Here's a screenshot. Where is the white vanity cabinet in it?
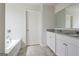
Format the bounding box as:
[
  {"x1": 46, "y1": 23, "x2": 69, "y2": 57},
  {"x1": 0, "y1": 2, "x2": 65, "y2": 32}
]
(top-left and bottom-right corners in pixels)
[
  {"x1": 47, "y1": 31, "x2": 56, "y2": 53},
  {"x1": 56, "y1": 35, "x2": 65, "y2": 56},
  {"x1": 47, "y1": 30, "x2": 79, "y2": 56},
  {"x1": 67, "y1": 42, "x2": 79, "y2": 56},
  {"x1": 56, "y1": 33, "x2": 79, "y2": 56}
]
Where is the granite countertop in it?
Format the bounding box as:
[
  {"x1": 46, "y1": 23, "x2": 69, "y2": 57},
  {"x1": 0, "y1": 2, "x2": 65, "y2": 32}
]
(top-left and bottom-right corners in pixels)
[{"x1": 47, "y1": 28, "x2": 79, "y2": 38}]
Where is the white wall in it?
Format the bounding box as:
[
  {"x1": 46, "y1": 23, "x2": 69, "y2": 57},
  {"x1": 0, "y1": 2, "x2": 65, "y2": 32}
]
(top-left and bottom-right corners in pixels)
[
  {"x1": 41, "y1": 4, "x2": 55, "y2": 46},
  {"x1": 0, "y1": 3, "x2": 5, "y2": 53},
  {"x1": 55, "y1": 3, "x2": 71, "y2": 13},
  {"x1": 5, "y1": 3, "x2": 41, "y2": 48}
]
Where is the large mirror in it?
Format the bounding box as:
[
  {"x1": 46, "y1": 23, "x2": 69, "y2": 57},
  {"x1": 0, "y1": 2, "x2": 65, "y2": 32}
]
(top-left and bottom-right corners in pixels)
[
  {"x1": 55, "y1": 9, "x2": 65, "y2": 28},
  {"x1": 55, "y1": 4, "x2": 79, "y2": 28}
]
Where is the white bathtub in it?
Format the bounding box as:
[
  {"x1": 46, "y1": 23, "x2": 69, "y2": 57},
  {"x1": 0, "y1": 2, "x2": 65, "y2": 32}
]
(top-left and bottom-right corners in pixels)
[{"x1": 5, "y1": 39, "x2": 21, "y2": 56}]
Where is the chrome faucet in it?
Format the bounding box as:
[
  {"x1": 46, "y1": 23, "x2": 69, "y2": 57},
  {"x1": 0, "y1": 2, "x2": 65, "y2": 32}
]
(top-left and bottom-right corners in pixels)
[{"x1": 7, "y1": 35, "x2": 12, "y2": 43}]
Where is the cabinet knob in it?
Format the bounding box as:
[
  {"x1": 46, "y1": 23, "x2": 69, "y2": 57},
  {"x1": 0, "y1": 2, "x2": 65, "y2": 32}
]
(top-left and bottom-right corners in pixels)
[{"x1": 63, "y1": 43, "x2": 68, "y2": 46}]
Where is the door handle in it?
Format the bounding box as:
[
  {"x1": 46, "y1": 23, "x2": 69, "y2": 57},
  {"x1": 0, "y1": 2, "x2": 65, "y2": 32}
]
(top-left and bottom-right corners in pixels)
[{"x1": 63, "y1": 43, "x2": 68, "y2": 46}]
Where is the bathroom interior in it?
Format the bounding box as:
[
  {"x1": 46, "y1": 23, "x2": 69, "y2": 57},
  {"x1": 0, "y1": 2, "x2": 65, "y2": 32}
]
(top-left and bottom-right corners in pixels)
[{"x1": 1, "y1": 3, "x2": 79, "y2": 56}]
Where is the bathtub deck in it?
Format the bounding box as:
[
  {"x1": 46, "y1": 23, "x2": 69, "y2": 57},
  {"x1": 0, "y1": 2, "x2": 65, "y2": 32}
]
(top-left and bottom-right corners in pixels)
[{"x1": 18, "y1": 45, "x2": 55, "y2": 56}]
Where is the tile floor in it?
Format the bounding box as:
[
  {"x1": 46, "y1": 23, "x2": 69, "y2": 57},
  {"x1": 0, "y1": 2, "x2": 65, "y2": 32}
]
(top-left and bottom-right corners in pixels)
[{"x1": 18, "y1": 45, "x2": 56, "y2": 56}]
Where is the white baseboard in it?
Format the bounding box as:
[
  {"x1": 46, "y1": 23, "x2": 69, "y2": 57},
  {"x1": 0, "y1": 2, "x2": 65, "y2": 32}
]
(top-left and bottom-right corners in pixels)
[{"x1": 26, "y1": 44, "x2": 40, "y2": 46}]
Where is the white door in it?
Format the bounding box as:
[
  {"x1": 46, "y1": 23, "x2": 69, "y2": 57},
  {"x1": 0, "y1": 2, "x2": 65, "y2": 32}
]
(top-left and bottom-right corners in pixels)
[
  {"x1": 26, "y1": 10, "x2": 41, "y2": 45},
  {"x1": 65, "y1": 15, "x2": 73, "y2": 28}
]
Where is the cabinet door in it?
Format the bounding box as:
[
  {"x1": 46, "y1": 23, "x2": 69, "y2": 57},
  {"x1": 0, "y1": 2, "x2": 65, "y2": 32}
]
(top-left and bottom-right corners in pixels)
[
  {"x1": 56, "y1": 39, "x2": 65, "y2": 56},
  {"x1": 67, "y1": 43, "x2": 79, "y2": 56},
  {"x1": 47, "y1": 31, "x2": 56, "y2": 53},
  {"x1": 47, "y1": 32, "x2": 51, "y2": 47},
  {"x1": 50, "y1": 32, "x2": 55, "y2": 52},
  {"x1": 56, "y1": 34, "x2": 66, "y2": 56}
]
